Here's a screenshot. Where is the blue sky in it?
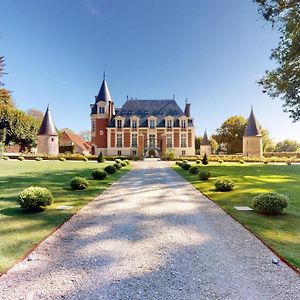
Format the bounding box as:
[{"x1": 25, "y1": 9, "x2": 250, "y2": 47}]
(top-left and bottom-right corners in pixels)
[{"x1": 0, "y1": 0, "x2": 299, "y2": 142}]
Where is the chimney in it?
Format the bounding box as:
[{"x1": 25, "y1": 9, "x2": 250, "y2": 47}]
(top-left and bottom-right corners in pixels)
[{"x1": 184, "y1": 101, "x2": 191, "y2": 117}]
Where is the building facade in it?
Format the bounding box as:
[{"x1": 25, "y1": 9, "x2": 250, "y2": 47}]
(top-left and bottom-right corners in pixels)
[
  {"x1": 60, "y1": 130, "x2": 91, "y2": 155},
  {"x1": 200, "y1": 129, "x2": 211, "y2": 156},
  {"x1": 90, "y1": 78, "x2": 195, "y2": 158}
]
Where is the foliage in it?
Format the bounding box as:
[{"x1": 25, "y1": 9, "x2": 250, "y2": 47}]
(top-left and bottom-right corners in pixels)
[
  {"x1": 124, "y1": 160, "x2": 130, "y2": 165},
  {"x1": 189, "y1": 166, "x2": 199, "y2": 174},
  {"x1": 104, "y1": 165, "x2": 117, "y2": 174},
  {"x1": 91, "y1": 169, "x2": 107, "y2": 180},
  {"x1": 181, "y1": 162, "x2": 191, "y2": 170},
  {"x1": 59, "y1": 157, "x2": 66, "y2": 161},
  {"x1": 18, "y1": 156, "x2": 25, "y2": 161},
  {"x1": 70, "y1": 176, "x2": 89, "y2": 190},
  {"x1": 252, "y1": 192, "x2": 288, "y2": 215},
  {"x1": 97, "y1": 152, "x2": 105, "y2": 163},
  {"x1": 35, "y1": 157, "x2": 43, "y2": 161},
  {"x1": 199, "y1": 171, "x2": 211, "y2": 180},
  {"x1": 210, "y1": 137, "x2": 219, "y2": 154},
  {"x1": 218, "y1": 159, "x2": 224, "y2": 164},
  {"x1": 202, "y1": 153, "x2": 209, "y2": 165},
  {"x1": 18, "y1": 186, "x2": 53, "y2": 212},
  {"x1": 254, "y1": 0, "x2": 300, "y2": 121},
  {"x1": 114, "y1": 162, "x2": 122, "y2": 169},
  {"x1": 26, "y1": 109, "x2": 44, "y2": 121},
  {"x1": 274, "y1": 139, "x2": 300, "y2": 152},
  {"x1": 82, "y1": 156, "x2": 88, "y2": 162},
  {"x1": 79, "y1": 129, "x2": 91, "y2": 142},
  {"x1": 115, "y1": 158, "x2": 122, "y2": 163},
  {"x1": 163, "y1": 149, "x2": 176, "y2": 160},
  {"x1": 239, "y1": 159, "x2": 245, "y2": 164},
  {"x1": 215, "y1": 177, "x2": 234, "y2": 191},
  {"x1": 195, "y1": 136, "x2": 202, "y2": 152},
  {"x1": 121, "y1": 161, "x2": 127, "y2": 166},
  {"x1": 196, "y1": 160, "x2": 201, "y2": 164}
]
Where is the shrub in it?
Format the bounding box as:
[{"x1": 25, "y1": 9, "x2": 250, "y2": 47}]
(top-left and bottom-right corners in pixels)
[
  {"x1": 97, "y1": 152, "x2": 105, "y2": 163},
  {"x1": 218, "y1": 159, "x2": 223, "y2": 164},
  {"x1": 175, "y1": 161, "x2": 182, "y2": 166},
  {"x1": 35, "y1": 157, "x2": 43, "y2": 161},
  {"x1": 239, "y1": 159, "x2": 245, "y2": 164},
  {"x1": 82, "y1": 157, "x2": 88, "y2": 162},
  {"x1": 114, "y1": 162, "x2": 122, "y2": 169},
  {"x1": 199, "y1": 171, "x2": 211, "y2": 180},
  {"x1": 196, "y1": 160, "x2": 201, "y2": 164},
  {"x1": 133, "y1": 156, "x2": 139, "y2": 161},
  {"x1": 91, "y1": 169, "x2": 107, "y2": 180},
  {"x1": 263, "y1": 160, "x2": 269, "y2": 165},
  {"x1": 18, "y1": 156, "x2": 25, "y2": 161},
  {"x1": 104, "y1": 165, "x2": 117, "y2": 174},
  {"x1": 189, "y1": 166, "x2": 199, "y2": 174},
  {"x1": 215, "y1": 177, "x2": 234, "y2": 191},
  {"x1": 1, "y1": 156, "x2": 9, "y2": 160},
  {"x1": 18, "y1": 186, "x2": 53, "y2": 212},
  {"x1": 182, "y1": 160, "x2": 188, "y2": 164},
  {"x1": 115, "y1": 158, "x2": 122, "y2": 163},
  {"x1": 124, "y1": 160, "x2": 130, "y2": 165},
  {"x1": 202, "y1": 153, "x2": 209, "y2": 165},
  {"x1": 181, "y1": 163, "x2": 191, "y2": 170},
  {"x1": 286, "y1": 160, "x2": 292, "y2": 165},
  {"x1": 59, "y1": 157, "x2": 66, "y2": 161},
  {"x1": 252, "y1": 192, "x2": 288, "y2": 215},
  {"x1": 70, "y1": 177, "x2": 89, "y2": 190},
  {"x1": 121, "y1": 161, "x2": 127, "y2": 167}
]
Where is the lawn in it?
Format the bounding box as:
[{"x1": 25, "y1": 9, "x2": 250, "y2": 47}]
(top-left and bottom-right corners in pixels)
[
  {"x1": 174, "y1": 163, "x2": 300, "y2": 271},
  {"x1": 0, "y1": 160, "x2": 131, "y2": 273}
]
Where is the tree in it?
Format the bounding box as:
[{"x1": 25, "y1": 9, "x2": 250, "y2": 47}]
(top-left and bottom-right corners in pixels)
[
  {"x1": 274, "y1": 139, "x2": 300, "y2": 152},
  {"x1": 0, "y1": 56, "x2": 14, "y2": 107},
  {"x1": 195, "y1": 136, "x2": 202, "y2": 154},
  {"x1": 261, "y1": 128, "x2": 273, "y2": 152},
  {"x1": 202, "y1": 153, "x2": 209, "y2": 165},
  {"x1": 0, "y1": 56, "x2": 6, "y2": 87},
  {"x1": 210, "y1": 137, "x2": 219, "y2": 154},
  {"x1": 26, "y1": 109, "x2": 44, "y2": 121},
  {"x1": 213, "y1": 116, "x2": 247, "y2": 154},
  {"x1": 254, "y1": 0, "x2": 300, "y2": 121},
  {"x1": 79, "y1": 129, "x2": 91, "y2": 141}
]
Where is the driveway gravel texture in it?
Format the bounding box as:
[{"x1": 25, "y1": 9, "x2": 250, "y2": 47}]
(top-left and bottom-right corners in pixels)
[{"x1": 0, "y1": 161, "x2": 299, "y2": 300}]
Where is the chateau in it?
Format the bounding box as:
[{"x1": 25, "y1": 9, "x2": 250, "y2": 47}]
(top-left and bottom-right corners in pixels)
[{"x1": 90, "y1": 77, "x2": 196, "y2": 158}]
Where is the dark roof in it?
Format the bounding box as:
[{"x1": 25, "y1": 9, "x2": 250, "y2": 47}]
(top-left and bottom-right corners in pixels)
[
  {"x1": 201, "y1": 130, "x2": 210, "y2": 145},
  {"x1": 38, "y1": 106, "x2": 58, "y2": 136},
  {"x1": 91, "y1": 79, "x2": 113, "y2": 114},
  {"x1": 108, "y1": 99, "x2": 193, "y2": 128},
  {"x1": 244, "y1": 108, "x2": 262, "y2": 137},
  {"x1": 184, "y1": 102, "x2": 191, "y2": 117}
]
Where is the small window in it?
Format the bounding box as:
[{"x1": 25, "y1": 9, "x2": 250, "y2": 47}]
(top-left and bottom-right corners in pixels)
[
  {"x1": 149, "y1": 119, "x2": 155, "y2": 129},
  {"x1": 166, "y1": 133, "x2": 172, "y2": 148},
  {"x1": 99, "y1": 106, "x2": 105, "y2": 114},
  {"x1": 117, "y1": 119, "x2": 122, "y2": 129},
  {"x1": 117, "y1": 134, "x2": 122, "y2": 147},
  {"x1": 166, "y1": 119, "x2": 173, "y2": 128},
  {"x1": 51, "y1": 138, "x2": 54, "y2": 142},
  {"x1": 149, "y1": 134, "x2": 155, "y2": 147},
  {"x1": 132, "y1": 134, "x2": 137, "y2": 147},
  {"x1": 182, "y1": 150, "x2": 186, "y2": 156},
  {"x1": 181, "y1": 133, "x2": 187, "y2": 147},
  {"x1": 133, "y1": 150, "x2": 137, "y2": 156},
  {"x1": 100, "y1": 130, "x2": 103, "y2": 136},
  {"x1": 181, "y1": 119, "x2": 187, "y2": 129},
  {"x1": 117, "y1": 150, "x2": 122, "y2": 156},
  {"x1": 131, "y1": 119, "x2": 137, "y2": 129}
]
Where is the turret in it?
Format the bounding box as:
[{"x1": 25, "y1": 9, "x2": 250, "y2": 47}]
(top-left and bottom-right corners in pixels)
[
  {"x1": 200, "y1": 129, "x2": 211, "y2": 156},
  {"x1": 243, "y1": 107, "x2": 263, "y2": 157},
  {"x1": 37, "y1": 106, "x2": 59, "y2": 155}
]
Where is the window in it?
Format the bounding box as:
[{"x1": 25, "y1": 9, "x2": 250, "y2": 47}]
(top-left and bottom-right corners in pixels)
[
  {"x1": 117, "y1": 150, "x2": 122, "y2": 156},
  {"x1": 133, "y1": 150, "x2": 137, "y2": 156},
  {"x1": 182, "y1": 150, "x2": 186, "y2": 156},
  {"x1": 166, "y1": 119, "x2": 173, "y2": 128},
  {"x1": 149, "y1": 119, "x2": 155, "y2": 129},
  {"x1": 117, "y1": 134, "x2": 122, "y2": 147},
  {"x1": 100, "y1": 130, "x2": 103, "y2": 136},
  {"x1": 181, "y1": 119, "x2": 187, "y2": 129},
  {"x1": 132, "y1": 134, "x2": 137, "y2": 147},
  {"x1": 181, "y1": 133, "x2": 187, "y2": 147},
  {"x1": 117, "y1": 119, "x2": 122, "y2": 129},
  {"x1": 99, "y1": 106, "x2": 105, "y2": 114},
  {"x1": 167, "y1": 133, "x2": 172, "y2": 148},
  {"x1": 149, "y1": 134, "x2": 156, "y2": 147},
  {"x1": 131, "y1": 119, "x2": 137, "y2": 129},
  {"x1": 91, "y1": 120, "x2": 96, "y2": 132},
  {"x1": 51, "y1": 138, "x2": 54, "y2": 142}
]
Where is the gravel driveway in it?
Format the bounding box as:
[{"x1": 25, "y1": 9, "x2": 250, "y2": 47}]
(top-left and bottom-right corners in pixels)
[{"x1": 0, "y1": 161, "x2": 299, "y2": 299}]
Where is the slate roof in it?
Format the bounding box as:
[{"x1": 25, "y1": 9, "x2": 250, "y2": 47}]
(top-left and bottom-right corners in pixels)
[
  {"x1": 201, "y1": 130, "x2": 210, "y2": 145},
  {"x1": 244, "y1": 108, "x2": 262, "y2": 137},
  {"x1": 91, "y1": 79, "x2": 112, "y2": 114},
  {"x1": 38, "y1": 106, "x2": 58, "y2": 136},
  {"x1": 108, "y1": 99, "x2": 193, "y2": 128}
]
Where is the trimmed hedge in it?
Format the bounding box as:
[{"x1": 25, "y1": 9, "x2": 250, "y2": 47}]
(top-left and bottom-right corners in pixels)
[
  {"x1": 215, "y1": 177, "x2": 234, "y2": 191},
  {"x1": 91, "y1": 169, "x2": 107, "y2": 180},
  {"x1": 114, "y1": 162, "x2": 122, "y2": 169},
  {"x1": 252, "y1": 192, "x2": 288, "y2": 215},
  {"x1": 18, "y1": 186, "x2": 53, "y2": 212},
  {"x1": 104, "y1": 165, "x2": 117, "y2": 174},
  {"x1": 181, "y1": 163, "x2": 191, "y2": 170},
  {"x1": 189, "y1": 166, "x2": 199, "y2": 174},
  {"x1": 70, "y1": 177, "x2": 89, "y2": 190},
  {"x1": 35, "y1": 157, "x2": 43, "y2": 161},
  {"x1": 199, "y1": 171, "x2": 211, "y2": 180},
  {"x1": 18, "y1": 156, "x2": 25, "y2": 161}
]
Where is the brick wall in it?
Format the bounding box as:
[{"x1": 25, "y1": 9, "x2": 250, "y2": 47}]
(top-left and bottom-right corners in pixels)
[
  {"x1": 110, "y1": 129, "x2": 116, "y2": 147},
  {"x1": 124, "y1": 130, "x2": 130, "y2": 147},
  {"x1": 174, "y1": 130, "x2": 180, "y2": 147}
]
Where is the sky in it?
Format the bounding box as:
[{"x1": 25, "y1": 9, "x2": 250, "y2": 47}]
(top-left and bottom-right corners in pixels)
[{"x1": 0, "y1": 0, "x2": 299, "y2": 142}]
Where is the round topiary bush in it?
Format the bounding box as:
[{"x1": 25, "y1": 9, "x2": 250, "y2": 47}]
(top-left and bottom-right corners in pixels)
[
  {"x1": 121, "y1": 161, "x2": 127, "y2": 167},
  {"x1": 199, "y1": 171, "x2": 211, "y2": 180},
  {"x1": 286, "y1": 161, "x2": 292, "y2": 165},
  {"x1": 181, "y1": 163, "x2": 191, "y2": 170},
  {"x1": 218, "y1": 159, "x2": 223, "y2": 164},
  {"x1": 35, "y1": 157, "x2": 43, "y2": 161},
  {"x1": 263, "y1": 161, "x2": 269, "y2": 165},
  {"x1": 175, "y1": 161, "x2": 181, "y2": 166},
  {"x1": 104, "y1": 165, "x2": 117, "y2": 174},
  {"x1": 70, "y1": 177, "x2": 89, "y2": 190},
  {"x1": 189, "y1": 166, "x2": 199, "y2": 174},
  {"x1": 239, "y1": 159, "x2": 245, "y2": 164},
  {"x1": 82, "y1": 157, "x2": 88, "y2": 162},
  {"x1": 124, "y1": 160, "x2": 130, "y2": 165},
  {"x1": 114, "y1": 162, "x2": 122, "y2": 169},
  {"x1": 115, "y1": 158, "x2": 122, "y2": 163},
  {"x1": 252, "y1": 192, "x2": 288, "y2": 215},
  {"x1": 18, "y1": 156, "x2": 25, "y2": 161},
  {"x1": 215, "y1": 177, "x2": 234, "y2": 191},
  {"x1": 91, "y1": 169, "x2": 107, "y2": 180},
  {"x1": 196, "y1": 160, "x2": 201, "y2": 164},
  {"x1": 18, "y1": 186, "x2": 53, "y2": 212},
  {"x1": 182, "y1": 160, "x2": 188, "y2": 164},
  {"x1": 2, "y1": 156, "x2": 9, "y2": 160},
  {"x1": 59, "y1": 157, "x2": 66, "y2": 161}
]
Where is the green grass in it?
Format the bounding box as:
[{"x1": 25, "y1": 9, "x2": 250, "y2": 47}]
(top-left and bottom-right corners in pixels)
[
  {"x1": 0, "y1": 160, "x2": 130, "y2": 273},
  {"x1": 174, "y1": 162, "x2": 300, "y2": 271}
]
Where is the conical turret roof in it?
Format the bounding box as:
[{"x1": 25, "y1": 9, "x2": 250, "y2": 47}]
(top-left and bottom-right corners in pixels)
[
  {"x1": 96, "y1": 78, "x2": 112, "y2": 103},
  {"x1": 38, "y1": 106, "x2": 58, "y2": 136},
  {"x1": 201, "y1": 130, "x2": 210, "y2": 145},
  {"x1": 244, "y1": 108, "x2": 262, "y2": 137}
]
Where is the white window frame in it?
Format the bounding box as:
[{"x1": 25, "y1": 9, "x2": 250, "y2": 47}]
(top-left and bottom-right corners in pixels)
[
  {"x1": 181, "y1": 133, "x2": 187, "y2": 147},
  {"x1": 131, "y1": 119, "x2": 137, "y2": 129},
  {"x1": 132, "y1": 133, "x2": 137, "y2": 147},
  {"x1": 149, "y1": 134, "x2": 156, "y2": 147},
  {"x1": 166, "y1": 119, "x2": 173, "y2": 128},
  {"x1": 167, "y1": 133, "x2": 172, "y2": 148},
  {"x1": 117, "y1": 133, "x2": 122, "y2": 147},
  {"x1": 181, "y1": 119, "x2": 187, "y2": 129},
  {"x1": 99, "y1": 106, "x2": 105, "y2": 114},
  {"x1": 117, "y1": 119, "x2": 122, "y2": 129},
  {"x1": 149, "y1": 119, "x2": 156, "y2": 129}
]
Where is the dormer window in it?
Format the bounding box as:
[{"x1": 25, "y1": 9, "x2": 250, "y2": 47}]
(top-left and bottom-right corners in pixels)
[
  {"x1": 149, "y1": 119, "x2": 155, "y2": 129},
  {"x1": 181, "y1": 119, "x2": 187, "y2": 129},
  {"x1": 117, "y1": 119, "x2": 122, "y2": 129},
  {"x1": 132, "y1": 119, "x2": 137, "y2": 129},
  {"x1": 99, "y1": 106, "x2": 105, "y2": 114},
  {"x1": 166, "y1": 119, "x2": 173, "y2": 128}
]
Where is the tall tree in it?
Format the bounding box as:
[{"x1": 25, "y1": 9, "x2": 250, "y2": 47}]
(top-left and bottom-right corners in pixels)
[
  {"x1": 26, "y1": 109, "x2": 44, "y2": 121},
  {"x1": 79, "y1": 129, "x2": 91, "y2": 141},
  {"x1": 254, "y1": 0, "x2": 300, "y2": 121},
  {"x1": 274, "y1": 139, "x2": 300, "y2": 152}
]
